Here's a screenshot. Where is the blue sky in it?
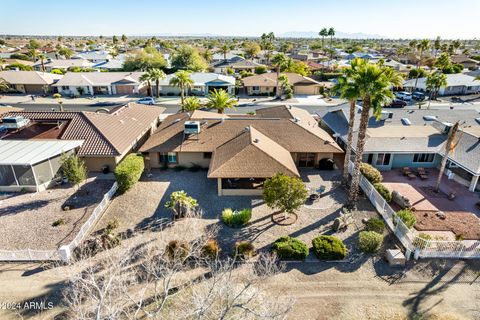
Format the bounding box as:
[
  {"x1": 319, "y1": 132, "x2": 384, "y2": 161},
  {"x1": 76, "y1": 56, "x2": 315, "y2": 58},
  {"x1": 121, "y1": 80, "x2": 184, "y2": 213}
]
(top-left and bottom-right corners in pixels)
[{"x1": 1, "y1": 0, "x2": 478, "y2": 38}]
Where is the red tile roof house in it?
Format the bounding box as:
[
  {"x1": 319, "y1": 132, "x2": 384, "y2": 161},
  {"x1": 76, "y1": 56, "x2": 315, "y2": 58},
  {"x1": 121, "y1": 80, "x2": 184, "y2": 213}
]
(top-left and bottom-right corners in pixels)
[
  {"x1": 140, "y1": 105, "x2": 343, "y2": 196},
  {"x1": 1, "y1": 103, "x2": 164, "y2": 178}
]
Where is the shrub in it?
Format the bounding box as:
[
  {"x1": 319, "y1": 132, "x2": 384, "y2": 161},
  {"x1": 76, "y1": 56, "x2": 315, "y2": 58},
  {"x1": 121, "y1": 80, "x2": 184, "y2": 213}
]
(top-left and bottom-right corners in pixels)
[
  {"x1": 254, "y1": 66, "x2": 268, "y2": 74},
  {"x1": 221, "y1": 208, "x2": 252, "y2": 227},
  {"x1": 358, "y1": 231, "x2": 384, "y2": 253},
  {"x1": 373, "y1": 183, "x2": 392, "y2": 202},
  {"x1": 166, "y1": 240, "x2": 190, "y2": 260},
  {"x1": 165, "y1": 191, "x2": 198, "y2": 219},
  {"x1": 114, "y1": 154, "x2": 144, "y2": 194},
  {"x1": 360, "y1": 163, "x2": 383, "y2": 183},
  {"x1": 234, "y1": 241, "x2": 255, "y2": 260},
  {"x1": 105, "y1": 219, "x2": 119, "y2": 233},
  {"x1": 365, "y1": 217, "x2": 385, "y2": 234},
  {"x1": 202, "y1": 239, "x2": 220, "y2": 258},
  {"x1": 312, "y1": 235, "x2": 346, "y2": 260},
  {"x1": 52, "y1": 218, "x2": 66, "y2": 227},
  {"x1": 272, "y1": 236, "x2": 309, "y2": 260},
  {"x1": 396, "y1": 209, "x2": 416, "y2": 228},
  {"x1": 61, "y1": 153, "x2": 87, "y2": 188}
]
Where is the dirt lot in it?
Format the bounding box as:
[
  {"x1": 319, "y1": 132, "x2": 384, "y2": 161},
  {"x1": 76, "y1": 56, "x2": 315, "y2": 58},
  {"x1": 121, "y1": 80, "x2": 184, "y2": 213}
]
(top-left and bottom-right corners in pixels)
[{"x1": 0, "y1": 179, "x2": 113, "y2": 250}]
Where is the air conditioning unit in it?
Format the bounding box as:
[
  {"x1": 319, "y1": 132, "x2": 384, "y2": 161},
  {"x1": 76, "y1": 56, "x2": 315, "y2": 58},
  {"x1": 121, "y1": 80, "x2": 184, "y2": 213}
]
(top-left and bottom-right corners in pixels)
[
  {"x1": 1, "y1": 116, "x2": 30, "y2": 129},
  {"x1": 184, "y1": 121, "x2": 200, "y2": 135},
  {"x1": 380, "y1": 111, "x2": 393, "y2": 121}
]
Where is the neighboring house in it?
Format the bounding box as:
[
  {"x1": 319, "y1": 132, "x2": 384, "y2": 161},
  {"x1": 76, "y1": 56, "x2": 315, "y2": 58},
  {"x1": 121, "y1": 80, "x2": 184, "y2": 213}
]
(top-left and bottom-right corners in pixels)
[
  {"x1": 242, "y1": 72, "x2": 324, "y2": 96},
  {"x1": 211, "y1": 57, "x2": 265, "y2": 75},
  {"x1": 0, "y1": 70, "x2": 62, "y2": 94},
  {"x1": 157, "y1": 72, "x2": 235, "y2": 96},
  {"x1": 377, "y1": 59, "x2": 409, "y2": 72},
  {"x1": 451, "y1": 54, "x2": 479, "y2": 70},
  {"x1": 53, "y1": 72, "x2": 147, "y2": 96},
  {"x1": 211, "y1": 53, "x2": 243, "y2": 63},
  {"x1": 140, "y1": 105, "x2": 343, "y2": 196},
  {"x1": 0, "y1": 59, "x2": 35, "y2": 70},
  {"x1": 0, "y1": 103, "x2": 164, "y2": 173},
  {"x1": 93, "y1": 59, "x2": 125, "y2": 71},
  {"x1": 33, "y1": 59, "x2": 94, "y2": 72},
  {"x1": 403, "y1": 74, "x2": 480, "y2": 96},
  {"x1": 72, "y1": 51, "x2": 112, "y2": 63},
  {"x1": 318, "y1": 105, "x2": 480, "y2": 192}
]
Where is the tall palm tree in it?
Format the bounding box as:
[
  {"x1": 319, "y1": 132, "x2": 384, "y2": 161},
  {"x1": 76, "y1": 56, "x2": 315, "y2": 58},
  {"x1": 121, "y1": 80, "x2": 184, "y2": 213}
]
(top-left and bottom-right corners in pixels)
[
  {"x1": 328, "y1": 27, "x2": 335, "y2": 54},
  {"x1": 319, "y1": 28, "x2": 328, "y2": 52},
  {"x1": 37, "y1": 53, "x2": 47, "y2": 72},
  {"x1": 169, "y1": 70, "x2": 194, "y2": 111},
  {"x1": 148, "y1": 68, "x2": 166, "y2": 98},
  {"x1": 206, "y1": 89, "x2": 237, "y2": 114},
  {"x1": 183, "y1": 96, "x2": 202, "y2": 111},
  {"x1": 332, "y1": 59, "x2": 362, "y2": 185},
  {"x1": 121, "y1": 34, "x2": 128, "y2": 52},
  {"x1": 139, "y1": 72, "x2": 154, "y2": 97},
  {"x1": 435, "y1": 122, "x2": 463, "y2": 193},
  {"x1": 413, "y1": 39, "x2": 431, "y2": 90},
  {"x1": 426, "y1": 72, "x2": 447, "y2": 108},
  {"x1": 347, "y1": 59, "x2": 403, "y2": 208},
  {"x1": 219, "y1": 44, "x2": 230, "y2": 61},
  {"x1": 271, "y1": 53, "x2": 289, "y2": 98}
]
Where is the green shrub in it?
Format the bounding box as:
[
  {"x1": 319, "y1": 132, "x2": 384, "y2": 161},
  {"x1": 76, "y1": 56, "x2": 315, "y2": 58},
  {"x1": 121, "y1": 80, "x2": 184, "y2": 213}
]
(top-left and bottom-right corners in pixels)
[
  {"x1": 202, "y1": 239, "x2": 220, "y2": 258},
  {"x1": 52, "y1": 218, "x2": 66, "y2": 227},
  {"x1": 373, "y1": 183, "x2": 392, "y2": 202},
  {"x1": 105, "y1": 219, "x2": 119, "y2": 233},
  {"x1": 166, "y1": 240, "x2": 190, "y2": 260},
  {"x1": 234, "y1": 241, "x2": 255, "y2": 260},
  {"x1": 61, "y1": 153, "x2": 87, "y2": 187},
  {"x1": 360, "y1": 163, "x2": 383, "y2": 183},
  {"x1": 365, "y1": 217, "x2": 385, "y2": 234},
  {"x1": 114, "y1": 154, "x2": 144, "y2": 194},
  {"x1": 272, "y1": 236, "x2": 309, "y2": 260},
  {"x1": 358, "y1": 231, "x2": 384, "y2": 253},
  {"x1": 221, "y1": 208, "x2": 252, "y2": 227},
  {"x1": 396, "y1": 209, "x2": 416, "y2": 228},
  {"x1": 312, "y1": 235, "x2": 346, "y2": 260}
]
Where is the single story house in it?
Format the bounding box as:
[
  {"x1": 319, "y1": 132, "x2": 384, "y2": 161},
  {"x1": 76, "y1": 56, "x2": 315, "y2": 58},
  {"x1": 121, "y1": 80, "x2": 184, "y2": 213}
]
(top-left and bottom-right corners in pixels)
[
  {"x1": 53, "y1": 72, "x2": 147, "y2": 96},
  {"x1": 451, "y1": 54, "x2": 479, "y2": 70},
  {"x1": 1, "y1": 103, "x2": 164, "y2": 172},
  {"x1": 242, "y1": 73, "x2": 324, "y2": 96},
  {"x1": 211, "y1": 57, "x2": 265, "y2": 75},
  {"x1": 0, "y1": 70, "x2": 62, "y2": 94},
  {"x1": 93, "y1": 59, "x2": 125, "y2": 71},
  {"x1": 157, "y1": 73, "x2": 235, "y2": 96},
  {"x1": 72, "y1": 51, "x2": 112, "y2": 63},
  {"x1": 403, "y1": 74, "x2": 480, "y2": 96},
  {"x1": 33, "y1": 59, "x2": 94, "y2": 72},
  {"x1": 318, "y1": 105, "x2": 480, "y2": 192},
  {"x1": 140, "y1": 105, "x2": 343, "y2": 196},
  {"x1": 0, "y1": 59, "x2": 35, "y2": 70}
]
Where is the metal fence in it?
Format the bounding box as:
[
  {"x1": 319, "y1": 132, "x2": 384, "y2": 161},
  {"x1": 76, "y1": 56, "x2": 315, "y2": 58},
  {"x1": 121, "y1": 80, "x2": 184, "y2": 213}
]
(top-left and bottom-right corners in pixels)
[
  {"x1": 348, "y1": 161, "x2": 480, "y2": 259},
  {"x1": 0, "y1": 182, "x2": 117, "y2": 262}
]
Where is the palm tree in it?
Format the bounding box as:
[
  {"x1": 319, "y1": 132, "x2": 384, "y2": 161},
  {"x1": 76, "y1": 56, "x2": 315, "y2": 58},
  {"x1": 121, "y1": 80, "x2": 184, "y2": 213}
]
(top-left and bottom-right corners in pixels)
[
  {"x1": 319, "y1": 28, "x2": 328, "y2": 52},
  {"x1": 332, "y1": 59, "x2": 362, "y2": 185},
  {"x1": 169, "y1": 70, "x2": 194, "y2": 111},
  {"x1": 435, "y1": 122, "x2": 463, "y2": 193},
  {"x1": 183, "y1": 96, "x2": 202, "y2": 111},
  {"x1": 220, "y1": 43, "x2": 230, "y2": 61},
  {"x1": 139, "y1": 73, "x2": 154, "y2": 97},
  {"x1": 37, "y1": 53, "x2": 47, "y2": 72},
  {"x1": 426, "y1": 72, "x2": 447, "y2": 108},
  {"x1": 149, "y1": 68, "x2": 166, "y2": 98},
  {"x1": 413, "y1": 39, "x2": 431, "y2": 90},
  {"x1": 206, "y1": 89, "x2": 237, "y2": 114},
  {"x1": 0, "y1": 78, "x2": 9, "y2": 91},
  {"x1": 328, "y1": 27, "x2": 335, "y2": 55},
  {"x1": 271, "y1": 53, "x2": 289, "y2": 98},
  {"x1": 347, "y1": 59, "x2": 403, "y2": 208},
  {"x1": 121, "y1": 34, "x2": 128, "y2": 52}
]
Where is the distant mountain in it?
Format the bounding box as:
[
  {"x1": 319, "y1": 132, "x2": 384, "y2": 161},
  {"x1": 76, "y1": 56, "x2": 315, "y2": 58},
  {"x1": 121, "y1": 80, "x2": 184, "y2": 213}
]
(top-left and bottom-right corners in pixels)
[{"x1": 278, "y1": 31, "x2": 388, "y2": 39}]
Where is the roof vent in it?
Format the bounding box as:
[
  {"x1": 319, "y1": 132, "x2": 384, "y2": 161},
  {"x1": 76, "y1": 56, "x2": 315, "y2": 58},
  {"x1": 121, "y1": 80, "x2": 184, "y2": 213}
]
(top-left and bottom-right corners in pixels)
[
  {"x1": 244, "y1": 126, "x2": 250, "y2": 132},
  {"x1": 294, "y1": 117, "x2": 300, "y2": 122},
  {"x1": 475, "y1": 118, "x2": 480, "y2": 125},
  {"x1": 253, "y1": 138, "x2": 260, "y2": 143},
  {"x1": 401, "y1": 118, "x2": 411, "y2": 126},
  {"x1": 1, "y1": 116, "x2": 30, "y2": 129}
]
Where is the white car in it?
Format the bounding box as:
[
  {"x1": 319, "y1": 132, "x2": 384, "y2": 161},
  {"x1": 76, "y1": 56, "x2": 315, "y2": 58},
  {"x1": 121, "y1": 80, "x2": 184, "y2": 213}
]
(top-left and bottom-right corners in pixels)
[
  {"x1": 137, "y1": 97, "x2": 156, "y2": 105},
  {"x1": 395, "y1": 91, "x2": 412, "y2": 101}
]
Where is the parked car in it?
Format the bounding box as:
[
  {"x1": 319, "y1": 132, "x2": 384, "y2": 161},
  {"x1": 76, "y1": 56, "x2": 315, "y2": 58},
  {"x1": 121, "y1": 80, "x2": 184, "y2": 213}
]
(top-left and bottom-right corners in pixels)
[
  {"x1": 137, "y1": 97, "x2": 156, "y2": 105},
  {"x1": 385, "y1": 99, "x2": 407, "y2": 108},
  {"x1": 395, "y1": 91, "x2": 413, "y2": 101},
  {"x1": 412, "y1": 92, "x2": 426, "y2": 101}
]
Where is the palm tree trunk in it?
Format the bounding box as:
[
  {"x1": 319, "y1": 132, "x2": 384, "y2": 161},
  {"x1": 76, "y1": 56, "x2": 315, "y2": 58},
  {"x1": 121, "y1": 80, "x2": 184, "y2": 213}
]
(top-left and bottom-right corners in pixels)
[
  {"x1": 342, "y1": 100, "x2": 356, "y2": 185},
  {"x1": 413, "y1": 50, "x2": 423, "y2": 90},
  {"x1": 155, "y1": 79, "x2": 160, "y2": 98},
  {"x1": 347, "y1": 98, "x2": 371, "y2": 208},
  {"x1": 180, "y1": 86, "x2": 185, "y2": 112},
  {"x1": 276, "y1": 67, "x2": 281, "y2": 98},
  {"x1": 147, "y1": 81, "x2": 152, "y2": 97},
  {"x1": 435, "y1": 123, "x2": 459, "y2": 192}
]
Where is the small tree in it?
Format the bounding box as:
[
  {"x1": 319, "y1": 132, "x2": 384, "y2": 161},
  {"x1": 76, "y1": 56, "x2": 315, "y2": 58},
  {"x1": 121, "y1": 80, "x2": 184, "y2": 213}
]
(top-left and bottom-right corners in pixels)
[
  {"x1": 61, "y1": 153, "x2": 87, "y2": 190},
  {"x1": 53, "y1": 93, "x2": 64, "y2": 111},
  {"x1": 114, "y1": 154, "x2": 144, "y2": 194},
  {"x1": 263, "y1": 173, "x2": 308, "y2": 219},
  {"x1": 165, "y1": 190, "x2": 199, "y2": 219}
]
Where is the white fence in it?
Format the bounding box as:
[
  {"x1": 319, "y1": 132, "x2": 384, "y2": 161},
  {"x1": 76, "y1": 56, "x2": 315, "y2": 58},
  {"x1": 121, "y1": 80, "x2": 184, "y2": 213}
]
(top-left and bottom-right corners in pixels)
[
  {"x1": 348, "y1": 161, "x2": 480, "y2": 259},
  {"x1": 0, "y1": 182, "x2": 118, "y2": 262}
]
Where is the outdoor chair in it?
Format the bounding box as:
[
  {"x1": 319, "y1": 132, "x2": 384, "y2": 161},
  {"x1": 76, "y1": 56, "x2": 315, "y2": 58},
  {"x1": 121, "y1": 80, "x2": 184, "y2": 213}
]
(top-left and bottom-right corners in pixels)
[{"x1": 407, "y1": 173, "x2": 416, "y2": 180}]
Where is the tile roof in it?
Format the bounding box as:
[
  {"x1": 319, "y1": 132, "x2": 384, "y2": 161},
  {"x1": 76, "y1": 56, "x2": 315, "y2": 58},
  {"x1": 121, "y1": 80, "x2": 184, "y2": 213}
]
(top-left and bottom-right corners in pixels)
[
  {"x1": 208, "y1": 126, "x2": 299, "y2": 178},
  {"x1": 53, "y1": 72, "x2": 145, "y2": 87},
  {"x1": 38, "y1": 59, "x2": 94, "y2": 69},
  {"x1": 157, "y1": 72, "x2": 235, "y2": 86},
  {"x1": 2, "y1": 103, "x2": 164, "y2": 157},
  {"x1": 241, "y1": 73, "x2": 321, "y2": 87},
  {"x1": 0, "y1": 71, "x2": 62, "y2": 85}
]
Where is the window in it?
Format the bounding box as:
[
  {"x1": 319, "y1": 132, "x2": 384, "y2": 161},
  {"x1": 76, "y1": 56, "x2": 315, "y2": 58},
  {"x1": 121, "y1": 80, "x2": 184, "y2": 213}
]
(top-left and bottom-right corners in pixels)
[
  {"x1": 367, "y1": 154, "x2": 374, "y2": 164},
  {"x1": 376, "y1": 153, "x2": 391, "y2": 166},
  {"x1": 203, "y1": 152, "x2": 212, "y2": 159},
  {"x1": 159, "y1": 152, "x2": 177, "y2": 164},
  {"x1": 413, "y1": 153, "x2": 434, "y2": 163},
  {"x1": 61, "y1": 86, "x2": 69, "y2": 91},
  {"x1": 252, "y1": 86, "x2": 260, "y2": 91}
]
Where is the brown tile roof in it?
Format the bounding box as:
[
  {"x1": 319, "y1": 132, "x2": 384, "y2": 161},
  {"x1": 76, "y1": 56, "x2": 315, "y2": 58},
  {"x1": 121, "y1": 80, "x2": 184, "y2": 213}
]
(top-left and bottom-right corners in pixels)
[
  {"x1": 2, "y1": 103, "x2": 164, "y2": 157},
  {"x1": 140, "y1": 106, "x2": 342, "y2": 154},
  {"x1": 241, "y1": 72, "x2": 321, "y2": 87},
  {"x1": 208, "y1": 126, "x2": 299, "y2": 178}
]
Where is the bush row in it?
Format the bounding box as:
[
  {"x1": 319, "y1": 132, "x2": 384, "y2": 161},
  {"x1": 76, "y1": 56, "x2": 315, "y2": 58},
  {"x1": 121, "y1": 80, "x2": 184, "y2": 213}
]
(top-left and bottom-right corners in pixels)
[{"x1": 271, "y1": 235, "x2": 347, "y2": 261}]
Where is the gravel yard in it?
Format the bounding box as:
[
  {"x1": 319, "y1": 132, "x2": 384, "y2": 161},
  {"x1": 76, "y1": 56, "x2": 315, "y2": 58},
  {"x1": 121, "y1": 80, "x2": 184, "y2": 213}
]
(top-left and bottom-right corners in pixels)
[{"x1": 0, "y1": 178, "x2": 113, "y2": 250}]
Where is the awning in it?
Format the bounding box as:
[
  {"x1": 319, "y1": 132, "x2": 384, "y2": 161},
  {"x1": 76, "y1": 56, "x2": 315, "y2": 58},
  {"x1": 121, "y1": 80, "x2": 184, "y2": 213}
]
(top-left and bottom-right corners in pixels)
[{"x1": 0, "y1": 140, "x2": 84, "y2": 165}]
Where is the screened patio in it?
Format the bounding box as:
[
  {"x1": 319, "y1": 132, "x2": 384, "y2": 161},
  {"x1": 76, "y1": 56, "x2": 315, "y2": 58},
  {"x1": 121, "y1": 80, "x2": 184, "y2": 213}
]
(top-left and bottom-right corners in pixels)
[{"x1": 0, "y1": 140, "x2": 83, "y2": 192}]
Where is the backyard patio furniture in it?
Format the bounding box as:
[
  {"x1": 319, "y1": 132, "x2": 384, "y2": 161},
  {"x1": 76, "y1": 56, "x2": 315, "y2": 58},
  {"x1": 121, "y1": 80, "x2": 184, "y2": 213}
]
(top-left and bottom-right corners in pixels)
[
  {"x1": 407, "y1": 173, "x2": 417, "y2": 180},
  {"x1": 309, "y1": 193, "x2": 320, "y2": 202},
  {"x1": 419, "y1": 174, "x2": 428, "y2": 180}
]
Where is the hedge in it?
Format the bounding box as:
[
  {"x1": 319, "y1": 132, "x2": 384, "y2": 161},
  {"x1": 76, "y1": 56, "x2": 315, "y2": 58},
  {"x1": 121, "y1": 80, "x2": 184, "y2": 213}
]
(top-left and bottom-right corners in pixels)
[
  {"x1": 272, "y1": 236, "x2": 309, "y2": 260},
  {"x1": 114, "y1": 154, "x2": 145, "y2": 194},
  {"x1": 312, "y1": 235, "x2": 346, "y2": 260},
  {"x1": 396, "y1": 209, "x2": 416, "y2": 228},
  {"x1": 365, "y1": 217, "x2": 385, "y2": 234},
  {"x1": 373, "y1": 183, "x2": 392, "y2": 202},
  {"x1": 358, "y1": 231, "x2": 384, "y2": 253},
  {"x1": 360, "y1": 163, "x2": 383, "y2": 184}
]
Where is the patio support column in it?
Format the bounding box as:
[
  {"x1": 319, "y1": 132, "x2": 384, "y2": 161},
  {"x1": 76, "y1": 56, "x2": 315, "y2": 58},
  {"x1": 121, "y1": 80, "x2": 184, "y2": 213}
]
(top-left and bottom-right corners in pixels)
[
  {"x1": 217, "y1": 178, "x2": 222, "y2": 196},
  {"x1": 469, "y1": 175, "x2": 479, "y2": 192}
]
